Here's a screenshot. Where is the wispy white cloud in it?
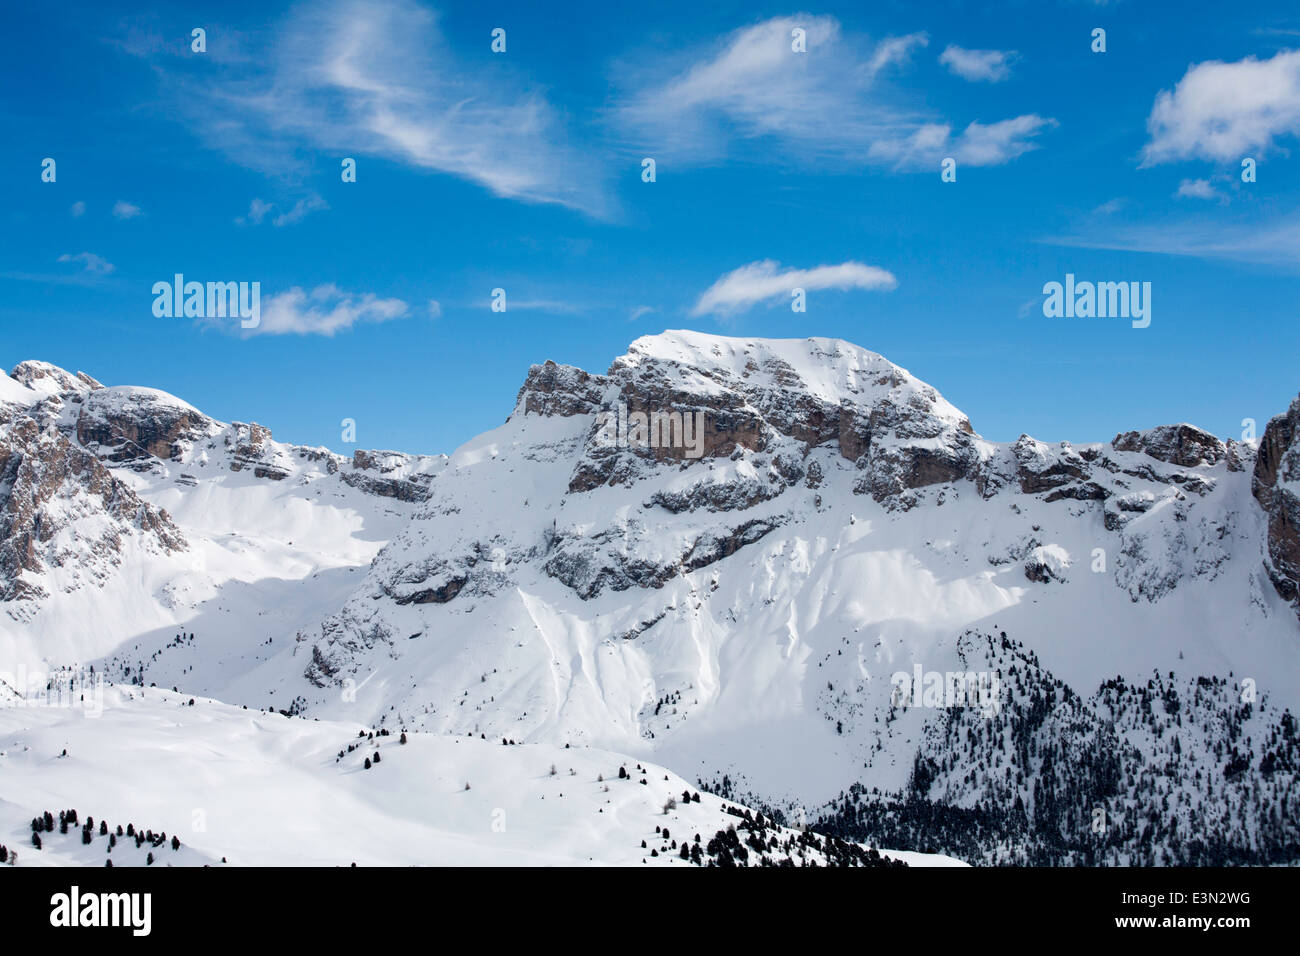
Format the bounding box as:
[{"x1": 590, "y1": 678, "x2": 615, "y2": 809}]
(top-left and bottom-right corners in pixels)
[
  {"x1": 691, "y1": 259, "x2": 897, "y2": 317},
  {"x1": 234, "y1": 195, "x2": 328, "y2": 226},
  {"x1": 112, "y1": 200, "x2": 142, "y2": 220},
  {"x1": 70, "y1": 201, "x2": 86, "y2": 218},
  {"x1": 236, "y1": 198, "x2": 273, "y2": 226},
  {"x1": 866, "y1": 31, "x2": 929, "y2": 76},
  {"x1": 427, "y1": 299, "x2": 442, "y2": 319},
  {"x1": 939, "y1": 45, "x2": 1015, "y2": 82},
  {"x1": 616, "y1": 16, "x2": 1050, "y2": 171},
  {"x1": 1143, "y1": 49, "x2": 1300, "y2": 163},
  {"x1": 57, "y1": 252, "x2": 115, "y2": 275},
  {"x1": 136, "y1": 0, "x2": 606, "y2": 215},
  {"x1": 1175, "y1": 178, "x2": 1223, "y2": 201},
  {"x1": 618, "y1": 14, "x2": 848, "y2": 162},
  {"x1": 869, "y1": 114, "x2": 1055, "y2": 168},
  {"x1": 1045, "y1": 214, "x2": 1300, "y2": 268},
  {"x1": 272, "y1": 195, "x2": 328, "y2": 227},
  {"x1": 251, "y1": 284, "x2": 408, "y2": 336}
]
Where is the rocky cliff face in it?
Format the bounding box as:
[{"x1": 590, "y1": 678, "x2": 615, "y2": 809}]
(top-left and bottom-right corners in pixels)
[
  {"x1": 1253, "y1": 395, "x2": 1300, "y2": 611},
  {"x1": 487, "y1": 334, "x2": 1252, "y2": 605},
  {"x1": 502, "y1": 334, "x2": 987, "y2": 602},
  {"x1": 342, "y1": 449, "x2": 439, "y2": 502},
  {"x1": 514, "y1": 336, "x2": 1250, "y2": 531},
  {"x1": 76, "y1": 387, "x2": 220, "y2": 466},
  {"x1": 1112, "y1": 423, "x2": 1230, "y2": 469},
  {"x1": 0, "y1": 414, "x2": 184, "y2": 607},
  {"x1": 0, "y1": 360, "x2": 447, "y2": 622},
  {"x1": 541, "y1": 334, "x2": 977, "y2": 508},
  {"x1": 9, "y1": 360, "x2": 103, "y2": 396},
  {"x1": 6, "y1": 362, "x2": 446, "y2": 498}
]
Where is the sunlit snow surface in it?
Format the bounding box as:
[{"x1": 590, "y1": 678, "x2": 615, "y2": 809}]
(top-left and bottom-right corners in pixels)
[
  {"x1": 2, "y1": 333, "x2": 1297, "y2": 864},
  {"x1": 0, "y1": 687, "x2": 962, "y2": 867}
]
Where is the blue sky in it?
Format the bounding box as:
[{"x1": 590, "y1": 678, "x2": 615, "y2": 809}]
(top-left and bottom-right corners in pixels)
[{"x1": 4, "y1": 0, "x2": 1300, "y2": 454}]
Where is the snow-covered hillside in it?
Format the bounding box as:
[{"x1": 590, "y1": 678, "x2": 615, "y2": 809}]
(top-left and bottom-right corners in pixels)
[
  {"x1": 0, "y1": 685, "x2": 958, "y2": 867},
  {"x1": 2, "y1": 331, "x2": 1297, "y2": 866}
]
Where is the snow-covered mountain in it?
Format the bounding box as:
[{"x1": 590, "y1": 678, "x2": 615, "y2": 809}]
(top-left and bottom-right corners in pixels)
[
  {"x1": 0, "y1": 360, "x2": 444, "y2": 674},
  {"x1": 3, "y1": 331, "x2": 1297, "y2": 866}
]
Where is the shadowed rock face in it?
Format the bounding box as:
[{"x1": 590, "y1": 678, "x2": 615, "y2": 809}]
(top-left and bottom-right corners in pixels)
[
  {"x1": 853, "y1": 396, "x2": 978, "y2": 504},
  {"x1": 342, "y1": 450, "x2": 435, "y2": 503},
  {"x1": 838, "y1": 408, "x2": 872, "y2": 462},
  {"x1": 1113, "y1": 424, "x2": 1227, "y2": 468},
  {"x1": 394, "y1": 575, "x2": 468, "y2": 605},
  {"x1": 512, "y1": 361, "x2": 607, "y2": 419},
  {"x1": 515, "y1": 337, "x2": 979, "y2": 505},
  {"x1": 0, "y1": 417, "x2": 185, "y2": 602},
  {"x1": 1011, "y1": 436, "x2": 1091, "y2": 494},
  {"x1": 76, "y1": 389, "x2": 215, "y2": 464},
  {"x1": 1253, "y1": 396, "x2": 1300, "y2": 608}
]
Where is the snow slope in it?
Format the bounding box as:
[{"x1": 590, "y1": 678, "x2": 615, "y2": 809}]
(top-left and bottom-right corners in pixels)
[{"x1": 0, "y1": 685, "x2": 960, "y2": 867}]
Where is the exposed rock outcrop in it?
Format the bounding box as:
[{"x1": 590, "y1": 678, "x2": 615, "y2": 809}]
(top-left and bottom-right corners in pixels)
[
  {"x1": 1253, "y1": 396, "x2": 1300, "y2": 608},
  {"x1": 1112, "y1": 424, "x2": 1227, "y2": 468},
  {"x1": 341, "y1": 449, "x2": 437, "y2": 502},
  {"x1": 512, "y1": 361, "x2": 607, "y2": 419},
  {"x1": 76, "y1": 387, "x2": 217, "y2": 465},
  {"x1": 0, "y1": 416, "x2": 184, "y2": 603},
  {"x1": 10, "y1": 360, "x2": 102, "y2": 395},
  {"x1": 548, "y1": 333, "x2": 978, "y2": 506}
]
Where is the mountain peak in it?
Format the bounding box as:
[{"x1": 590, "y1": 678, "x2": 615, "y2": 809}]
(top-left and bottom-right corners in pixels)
[
  {"x1": 9, "y1": 360, "x2": 102, "y2": 396},
  {"x1": 615, "y1": 331, "x2": 972, "y2": 431}
]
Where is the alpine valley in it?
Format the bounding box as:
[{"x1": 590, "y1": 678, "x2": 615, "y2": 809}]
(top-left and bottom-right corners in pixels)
[{"x1": 2, "y1": 331, "x2": 1297, "y2": 867}]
